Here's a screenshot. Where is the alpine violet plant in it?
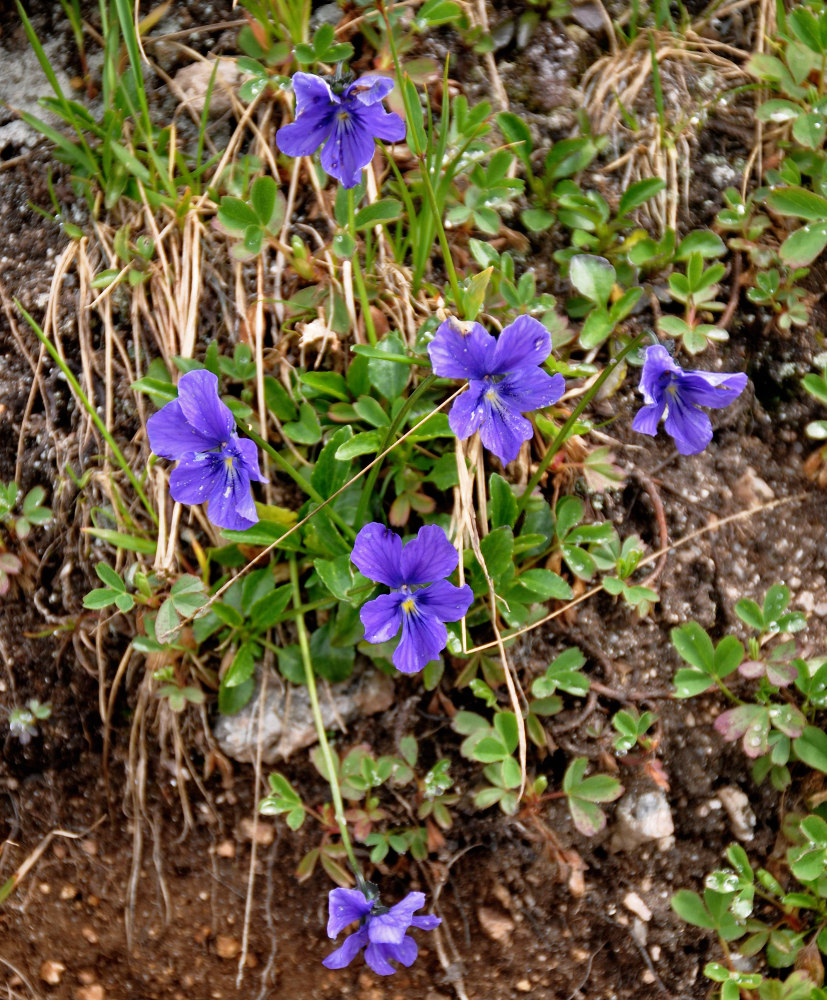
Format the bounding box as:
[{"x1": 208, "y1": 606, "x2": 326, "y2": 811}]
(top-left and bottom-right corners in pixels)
[
  {"x1": 323, "y1": 887, "x2": 441, "y2": 976},
  {"x1": 275, "y1": 72, "x2": 406, "y2": 188},
  {"x1": 147, "y1": 370, "x2": 266, "y2": 531},
  {"x1": 632, "y1": 344, "x2": 748, "y2": 455},
  {"x1": 351, "y1": 523, "x2": 473, "y2": 674},
  {"x1": 428, "y1": 315, "x2": 565, "y2": 465}
]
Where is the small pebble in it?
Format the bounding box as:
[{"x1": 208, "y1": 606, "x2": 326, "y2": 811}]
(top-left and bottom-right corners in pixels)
[
  {"x1": 39, "y1": 960, "x2": 65, "y2": 985},
  {"x1": 239, "y1": 817, "x2": 273, "y2": 846},
  {"x1": 215, "y1": 935, "x2": 241, "y2": 959},
  {"x1": 477, "y1": 906, "x2": 514, "y2": 942},
  {"x1": 75, "y1": 987, "x2": 105, "y2": 1000},
  {"x1": 623, "y1": 891, "x2": 652, "y2": 922}
]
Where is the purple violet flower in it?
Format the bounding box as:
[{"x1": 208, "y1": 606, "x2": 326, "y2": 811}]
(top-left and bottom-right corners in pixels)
[
  {"x1": 147, "y1": 369, "x2": 267, "y2": 531},
  {"x1": 276, "y1": 72, "x2": 406, "y2": 189},
  {"x1": 352, "y1": 523, "x2": 473, "y2": 674},
  {"x1": 632, "y1": 344, "x2": 748, "y2": 455},
  {"x1": 323, "y1": 888, "x2": 441, "y2": 976},
  {"x1": 427, "y1": 315, "x2": 565, "y2": 466}
]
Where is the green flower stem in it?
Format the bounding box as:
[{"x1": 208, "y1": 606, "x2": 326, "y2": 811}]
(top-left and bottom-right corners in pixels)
[
  {"x1": 377, "y1": 0, "x2": 464, "y2": 316},
  {"x1": 346, "y1": 187, "x2": 377, "y2": 347},
  {"x1": 418, "y1": 167, "x2": 464, "y2": 315},
  {"x1": 517, "y1": 333, "x2": 648, "y2": 514},
  {"x1": 353, "y1": 373, "x2": 437, "y2": 527},
  {"x1": 289, "y1": 555, "x2": 363, "y2": 887},
  {"x1": 18, "y1": 302, "x2": 159, "y2": 525},
  {"x1": 237, "y1": 420, "x2": 357, "y2": 542}
]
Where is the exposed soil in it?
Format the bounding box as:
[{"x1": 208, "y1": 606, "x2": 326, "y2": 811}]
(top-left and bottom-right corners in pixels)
[{"x1": 2, "y1": 3, "x2": 827, "y2": 1000}]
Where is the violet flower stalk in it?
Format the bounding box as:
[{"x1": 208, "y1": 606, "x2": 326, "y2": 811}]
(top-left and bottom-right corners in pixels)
[
  {"x1": 276, "y1": 72, "x2": 405, "y2": 188},
  {"x1": 323, "y1": 888, "x2": 441, "y2": 976},
  {"x1": 427, "y1": 315, "x2": 565, "y2": 465},
  {"x1": 632, "y1": 344, "x2": 748, "y2": 455},
  {"x1": 351, "y1": 523, "x2": 473, "y2": 674},
  {"x1": 147, "y1": 369, "x2": 266, "y2": 531}
]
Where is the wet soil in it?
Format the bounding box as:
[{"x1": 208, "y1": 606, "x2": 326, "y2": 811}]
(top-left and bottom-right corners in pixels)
[{"x1": 2, "y1": 3, "x2": 827, "y2": 1000}]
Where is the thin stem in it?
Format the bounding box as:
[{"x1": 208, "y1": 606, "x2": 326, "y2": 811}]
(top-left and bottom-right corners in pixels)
[
  {"x1": 417, "y1": 163, "x2": 464, "y2": 314},
  {"x1": 517, "y1": 333, "x2": 648, "y2": 513},
  {"x1": 353, "y1": 373, "x2": 438, "y2": 527},
  {"x1": 237, "y1": 420, "x2": 356, "y2": 542},
  {"x1": 347, "y1": 187, "x2": 377, "y2": 346},
  {"x1": 376, "y1": 0, "x2": 464, "y2": 315},
  {"x1": 289, "y1": 555, "x2": 363, "y2": 887},
  {"x1": 18, "y1": 302, "x2": 158, "y2": 525}
]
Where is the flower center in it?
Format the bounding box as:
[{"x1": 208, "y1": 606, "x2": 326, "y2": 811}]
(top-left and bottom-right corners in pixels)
[
  {"x1": 402, "y1": 598, "x2": 416, "y2": 613},
  {"x1": 337, "y1": 110, "x2": 350, "y2": 121}
]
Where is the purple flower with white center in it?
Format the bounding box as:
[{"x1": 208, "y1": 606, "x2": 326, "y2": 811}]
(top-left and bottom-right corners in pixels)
[
  {"x1": 275, "y1": 72, "x2": 406, "y2": 189},
  {"x1": 147, "y1": 369, "x2": 267, "y2": 531},
  {"x1": 322, "y1": 888, "x2": 441, "y2": 976},
  {"x1": 427, "y1": 315, "x2": 565, "y2": 466},
  {"x1": 632, "y1": 344, "x2": 748, "y2": 455},
  {"x1": 352, "y1": 523, "x2": 473, "y2": 674}
]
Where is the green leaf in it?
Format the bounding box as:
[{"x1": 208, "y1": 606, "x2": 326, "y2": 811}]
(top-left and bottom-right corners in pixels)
[
  {"x1": 335, "y1": 430, "x2": 383, "y2": 460},
  {"x1": 224, "y1": 643, "x2": 257, "y2": 687},
  {"x1": 714, "y1": 635, "x2": 745, "y2": 678},
  {"x1": 568, "y1": 796, "x2": 607, "y2": 836},
  {"x1": 671, "y1": 621, "x2": 715, "y2": 672},
  {"x1": 314, "y1": 555, "x2": 355, "y2": 602},
  {"x1": 779, "y1": 222, "x2": 827, "y2": 267},
  {"x1": 95, "y1": 562, "x2": 126, "y2": 592},
  {"x1": 250, "y1": 175, "x2": 278, "y2": 226},
  {"x1": 155, "y1": 598, "x2": 181, "y2": 643},
  {"x1": 569, "y1": 254, "x2": 615, "y2": 306},
  {"x1": 521, "y1": 208, "x2": 555, "y2": 232},
  {"x1": 766, "y1": 186, "x2": 827, "y2": 221},
  {"x1": 353, "y1": 395, "x2": 389, "y2": 427},
  {"x1": 354, "y1": 198, "x2": 403, "y2": 229},
  {"x1": 310, "y1": 619, "x2": 354, "y2": 682},
  {"x1": 478, "y1": 526, "x2": 514, "y2": 580},
  {"x1": 617, "y1": 178, "x2": 665, "y2": 218},
  {"x1": 83, "y1": 588, "x2": 119, "y2": 610},
  {"x1": 763, "y1": 584, "x2": 790, "y2": 625},
  {"x1": 734, "y1": 598, "x2": 764, "y2": 631},
  {"x1": 217, "y1": 196, "x2": 258, "y2": 233},
  {"x1": 403, "y1": 74, "x2": 426, "y2": 155},
  {"x1": 489, "y1": 473, "x2": 518, "y2": 529},
  {"x1": 671, "y1": 889, "x2": 716, "y2": 929},
  {"x1": 283, "y1": 401, "x2": 322, "y2": 444},
  {"x1": 515, "y1": 568, "x2": 572, "y2": 601},
  {"x1": 493, "y1": 712, "x2": 519, "y2": 755},
  {"x1": 472, "y1": 736, "x2": 508, "y2": 763},
  {"x1": 788, "y1": 7, "x2": 825, "y2": 53},
  {"x1": 793, "y1": 111, "x2": 827, "y2": 148},
  {"x1": 794, "y1": 726, "x2": 827, "y2": 773},
  {"x1": 367, "y1": 332, "x2": 410, "y2": 399},
  {"x1": 675, "y1": 230, "x2": 726, "y2": 259},
  {"x1": 263, "y1": 375, "x2": 298, "y2": 421},
  {"x1": 460, "y1": 267, "x2": 493, "y2": 321},
  {"x1": 755, "y1": 98, "x2": 802, "y2": 123},
  {"x1": 249, "y1": 586, "x2": 292, "y2": 629},
  {"x1": 218, "y1": 675, "x2": 254, "y2": 715},
  {"x1": 84, "y1": 528, "x2": 157, "y2": 553},
  {"x1": 311, "y1": 426, "x2": 353, "y2": 498},
  {"x1": 299, "y1": 370, "x2": 349, "y2": 400},
  {"x1": 673, "y1": 667, "x2": 713, "y2": 698},
  {"x1": 170, "y1": 574, "x2": 207, "y2": 617}
]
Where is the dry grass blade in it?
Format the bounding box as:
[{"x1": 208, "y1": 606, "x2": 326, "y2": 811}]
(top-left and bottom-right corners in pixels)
[{"x1": 454, "y1": 437, "x2": 528, "y2": 799}]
